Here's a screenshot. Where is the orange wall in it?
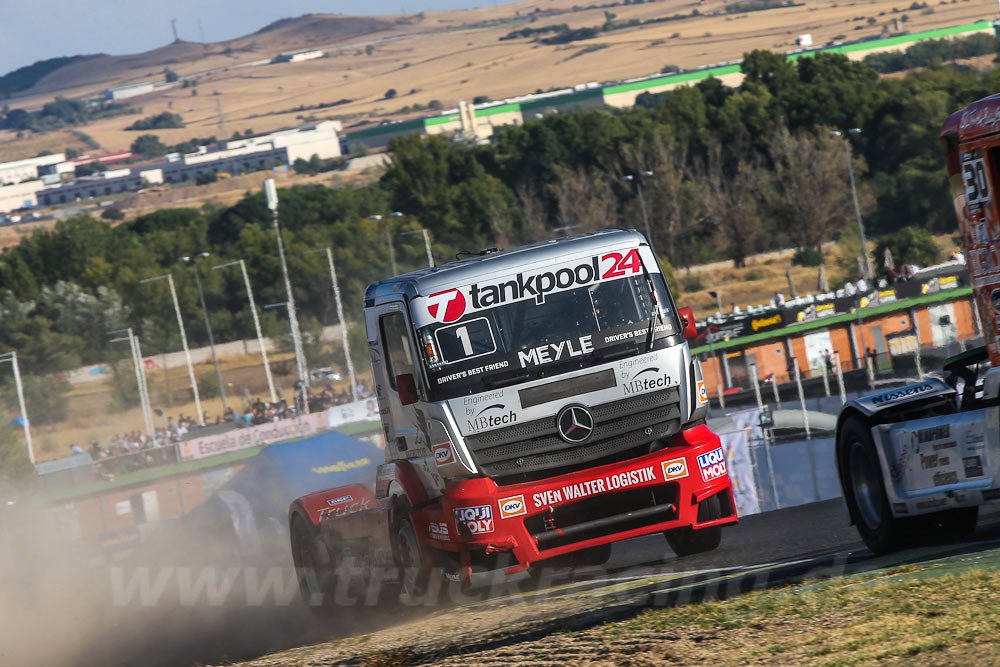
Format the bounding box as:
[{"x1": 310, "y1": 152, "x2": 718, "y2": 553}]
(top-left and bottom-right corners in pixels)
[{"x1": 699, "y1": 295, "x2": 977, "y2": 397}]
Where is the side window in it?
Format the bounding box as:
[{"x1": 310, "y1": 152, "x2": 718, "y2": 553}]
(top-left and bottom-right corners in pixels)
[{"x1": 379, "y1": 311, "x2": 414, "y2": 390}]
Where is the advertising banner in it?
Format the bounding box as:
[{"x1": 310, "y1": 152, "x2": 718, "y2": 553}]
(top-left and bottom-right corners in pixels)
[{"x1": 179, "y1": 412, "x2": 327, "y2": 461}]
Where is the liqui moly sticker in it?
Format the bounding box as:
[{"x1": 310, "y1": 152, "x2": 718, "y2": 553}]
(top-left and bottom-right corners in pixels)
[
  {"x1": 697, "y1": 447, "x2": 727, "y2": 482},
  {"x1": 414, "y1": 246, "x2": 658, "y2": 327},
  {"x1": 498, "y1": 494, "x2": 527, "y2": 519},
  {"x1": 454, "y1": 505, "x2": 494, "y2": 534}
]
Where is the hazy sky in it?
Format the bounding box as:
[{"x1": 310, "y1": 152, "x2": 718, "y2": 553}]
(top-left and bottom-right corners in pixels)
[{"x1": 0, "y1": 0, "x2": 490, "y2": 76}]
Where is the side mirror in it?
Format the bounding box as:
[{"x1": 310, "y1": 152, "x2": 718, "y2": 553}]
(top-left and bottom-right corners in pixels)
[
  {"x1": 678, "y1": 306, "x2": 697, "y2": 340},
  {"x1": 396, "y1": 373, "x2": 418, "y2": 406}
]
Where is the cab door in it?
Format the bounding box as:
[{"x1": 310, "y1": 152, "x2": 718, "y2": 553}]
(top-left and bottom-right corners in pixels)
[{"x1": 369, "y1": 301, "x2": 431, "y2": 461}]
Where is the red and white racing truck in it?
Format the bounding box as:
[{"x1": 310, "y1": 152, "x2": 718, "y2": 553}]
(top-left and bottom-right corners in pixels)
[{"x1": 289, "y1": 229, "x2": 737, "y2": 603}]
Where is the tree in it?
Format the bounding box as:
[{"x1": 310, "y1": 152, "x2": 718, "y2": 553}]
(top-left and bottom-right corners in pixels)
[
  {"x1": 766, "y1": 128, "x2": 858, "y2": 253},
  {"x1": 385, "y1": 88, "x2": 397, "y2": 99},
  {"x1": 700, "y1": 147, "x2": 766, "y2": 268},
  {"x1": 130, "y1": 134, "x2": 168, "y2": 159},
  {"x1": 164, "y1": 68, "x2": 179, "y2": 83}
]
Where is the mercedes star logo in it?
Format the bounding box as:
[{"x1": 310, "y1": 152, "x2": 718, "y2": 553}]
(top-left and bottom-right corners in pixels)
[{"x1": 556, "y1": 404, "x2": 595, "y2": 444}]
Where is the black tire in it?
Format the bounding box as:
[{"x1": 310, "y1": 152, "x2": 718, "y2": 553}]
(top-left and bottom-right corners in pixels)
[
  {"x1": 665, "y1": 494, "x2": 723, "y2": 557},
  {"x1": 394, "y1": 513, "x2": 433, "y2": 600},
  {"x1": 839, "y1": 416, "x2": 908, "y2": 554},
  {"x1": 290, "y1": 515, "x2": 338, "y2": 612}
]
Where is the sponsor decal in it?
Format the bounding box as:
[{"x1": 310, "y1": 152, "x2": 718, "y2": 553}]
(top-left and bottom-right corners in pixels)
[
  {"x1": 751, "y1": 313, "x2": 782, "y2": 331},
  {"x1": 621, "y1": 367, "x2": 673, "y2": 395},
  {"x1": 437, "y1": 360, "x2": 511, "y2": 386},
  {"x1": 966, "y1": 428, "x2": 986, "y2": 450},
  {"x1": 697, "y1": 380, "x2": 708, "y2": 404},
  {"x1": 428, "y1": 521, "x2": 449, "y2": 541},
  {"x1": 916, "y1": 498, "x2": 948, "y2": 510},
  {"x1": 892, "y1": 503, "x2": 909, "y2": 515},
  {"x1": 318, "y1": 496, "x2": 372, "y2": 521},
  {"x1": 870, "y1": 383, "x2": 936, "y2": 407},
  {"x1": 661, "y1": 457, "x2": 688, "y2": 481},
  {"x1": 498, "y1": 494, "x2": 527, "y2": 519},
  {"x1": 920, "y1": 453, "x2": 951, "y2": 470},
  {"x1": 916, "y1": 425, "x2": 950, "y2": 443},
  {"x1": 531, "y1": 465, "x2": 658, "y2": 508},
  {"x1": 602, "y1": 323, "x2": 671, "y2": 345},
  {"x1": 426, "y1": 289, "x2": 467, "y2": 324},
  {"x1": 433, "y1": 443, "x2": 455, "y2": 466},
  {"x1": 964, "y1": 455, "x2": 984, "y2": 478},
  {"x1": 463, "y1": 389, "x2": 505, "y2": 410},
  {"x1": 466, "y1": 404, "x2": 517, "y2": 431},
  {"x1": 326, "y1": 495, "x2": 353, "y2": 505},
  {"x1": 697, "y1": 447, "x2": 728, "y2": 482},
  {"x1": 454, "y1": 505, "x2": 494, "y2": 534},
  {"x1": 933, "y1": 470, "x2": 959, "y2": 486},
  {"x1": 518, "y1": 335, "x2": 594, "y2": 368},
  {"x1": 416, "y1": 248, "x2": 655, "y2": 328}
]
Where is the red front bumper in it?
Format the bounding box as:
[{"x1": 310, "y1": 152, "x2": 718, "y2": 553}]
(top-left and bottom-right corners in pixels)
[{"x1": 415, "y1": 424, "x2": 738, "y2": 572}]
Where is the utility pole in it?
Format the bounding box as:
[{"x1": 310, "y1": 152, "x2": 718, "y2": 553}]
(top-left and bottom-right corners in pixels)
[
  {"x1": 110, "y1": 328, "x2": 153, "y2": 437},
  {"x1": 399, "y1": 228, "x2": 434, "y2": 268},
  {"x1": 624, "y1": 171, "x2": 654, "y2": 247},
  {"x1": 214, "y1": 259, "x2": 277, "y2": 404},
  {"x1": 180, "y1": 254, "x2": 227, "y2": 412},
  {"x1": 140, "y1": 273, "x2": 203, "y2": 425},
  {"x1": 170, "y1": 18, "x2": 180, "y2": 42},
  {"x1": 0, "y1": 352, "x2": 33, "y2": 465},
  {"x1": 264, "y1": 178, "x2": 309, "y2": 413},
  {"x1": 307, "y1": 248, "x2": 359, "y2": 401}
]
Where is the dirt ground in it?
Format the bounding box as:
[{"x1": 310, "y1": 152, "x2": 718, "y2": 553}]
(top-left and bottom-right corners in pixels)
[
  {"x1": 216, "y1": 559, "x2": 1000, "y2": 667},
  {"x1": 0, "y1": 0, "x2": 990, "y2": 161}
]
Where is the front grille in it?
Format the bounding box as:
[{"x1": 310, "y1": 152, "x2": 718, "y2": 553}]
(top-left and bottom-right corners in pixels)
[
  {"x1": 526, "y1": 484, "x2": 679, "y2": 550},
  {"x1": 464, "y1": 387, "x2": 681, "y2": 480}
]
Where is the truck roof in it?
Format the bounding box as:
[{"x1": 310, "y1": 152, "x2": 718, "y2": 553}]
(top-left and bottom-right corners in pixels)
[
  {"x1": 941, "y1": 92, "x2": 1000, "y2": 144},
  {"x1": 364, "y1": 227, "x2": 647, "y2": 307}
]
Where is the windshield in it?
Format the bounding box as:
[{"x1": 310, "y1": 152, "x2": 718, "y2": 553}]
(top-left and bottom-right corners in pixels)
[{"x1": 421, "y1": 273, "x2": 679, "y2": 399}]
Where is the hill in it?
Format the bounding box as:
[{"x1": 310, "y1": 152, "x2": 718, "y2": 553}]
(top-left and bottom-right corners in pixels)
[{"x1": 0, "y1": 0, "x2": 992, "y2": 163}]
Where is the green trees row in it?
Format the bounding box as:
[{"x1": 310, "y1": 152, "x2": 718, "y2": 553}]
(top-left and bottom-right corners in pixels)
[{"x1": 1, "y1": 48, "x2": 998, "y2": 382}]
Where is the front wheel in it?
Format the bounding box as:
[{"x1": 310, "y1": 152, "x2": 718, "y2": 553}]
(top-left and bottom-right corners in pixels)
[
  {"x1": 840, "y1": 416, "x2": 908, "y2": 554},
  {"x1": 394, "y1": 513, "x2": 434, "y2": 600},
  {"x1": 290, "y1": 515, "x2": 338, "y2": 612},
  {"x1": 665, "y1": 494, "x2": 723, "y2": 557}
]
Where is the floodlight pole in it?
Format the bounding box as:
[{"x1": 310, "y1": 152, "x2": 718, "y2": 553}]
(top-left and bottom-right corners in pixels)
[
  {"x1": 214, "y1": 259, "x2": 277, "y2": 404},
  {"x1": 110, "y1": 328, "x2": 153, "y2": 437},
  {"x1": 400, "y1": 228, "x2": 435, "y2": 268},
  {"x1": 307, "y1": 248, "x2": 358, "y2": 401},
  {"x1": 0, "y1": 351, "x2": 34, "y2": 465},
  {"x1": 264, "y1": 178, "x2": 309, "y2": 413},
  {"x1": 140, "y1": 273, "x2": 203, "y2": 425}
]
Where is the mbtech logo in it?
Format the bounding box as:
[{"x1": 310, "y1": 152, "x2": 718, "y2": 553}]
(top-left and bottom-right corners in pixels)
[{"x1": 424, "y1": 249, "x2": 645, "y2": 323}]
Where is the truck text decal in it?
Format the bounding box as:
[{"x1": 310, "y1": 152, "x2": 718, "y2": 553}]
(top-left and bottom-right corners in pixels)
[{"x1": 531, "y1": 465, "x2": 658, "y2": 508}]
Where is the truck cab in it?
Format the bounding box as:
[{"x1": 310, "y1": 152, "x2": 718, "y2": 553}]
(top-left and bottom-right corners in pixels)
[{"x1": 290, "y1": 229, "x2": 737, "y2": 603}]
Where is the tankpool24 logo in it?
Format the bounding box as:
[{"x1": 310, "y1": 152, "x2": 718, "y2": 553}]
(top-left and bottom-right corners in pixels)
[{"x1": 697, "y1": 447, "x2": 727, "y2": 482}]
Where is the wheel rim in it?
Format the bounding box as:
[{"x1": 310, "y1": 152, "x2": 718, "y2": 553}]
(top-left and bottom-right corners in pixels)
[{"x1": 849, "y1": 439, "x2": 884, "y2": 530}]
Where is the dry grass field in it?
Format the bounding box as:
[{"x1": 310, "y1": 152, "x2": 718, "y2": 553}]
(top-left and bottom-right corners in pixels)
[{"x1": 0, "y1": 0, "x2": 991, "y2": 162}]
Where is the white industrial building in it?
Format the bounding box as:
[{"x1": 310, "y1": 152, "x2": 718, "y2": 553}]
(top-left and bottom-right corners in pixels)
[
  {"x1": 37, "y1": 121, "x2": 342, "y2": 206},
  {"x1": 0, "y1": 180, "x2": 44, "y2": 213},
  {"x1": 104, "y1": 82, "x2": 155, "y2": 101},
  {"x1": 273, "y1": 50, "x2": 324, "y2": 63},
  {"x1": 0, "y1": 153, "x2": 66, "y2": 185}
]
